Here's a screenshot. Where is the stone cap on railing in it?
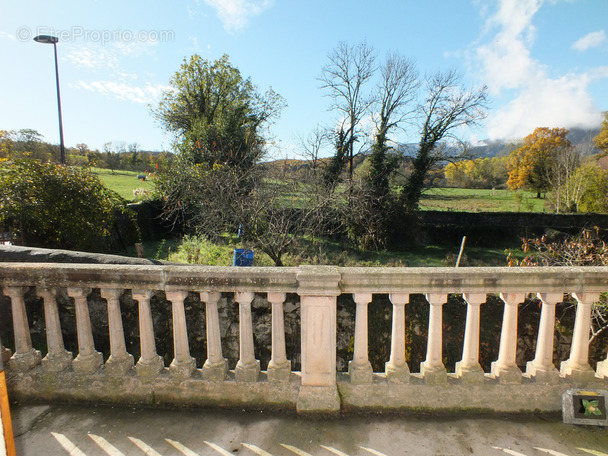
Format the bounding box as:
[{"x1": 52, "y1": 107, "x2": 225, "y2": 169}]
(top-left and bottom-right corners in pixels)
[
  {"x1": 0, "y1": 263, "x2": 607, "y2": 296},
  {"x1": 338, "y1": 266, "x2": 608, "y2": 294}
]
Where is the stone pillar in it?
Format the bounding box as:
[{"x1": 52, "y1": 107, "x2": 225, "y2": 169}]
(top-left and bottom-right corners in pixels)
[
  {"x1": 101, "y1": 289, "x2": 134, "y2": 375},
  {"x1": 267, "y1": 292, "x2": 291, "y2": 382},
  {"x1": 67, "y1": 288, "x2": 103, "y2": 373},
  {"x1": 491, "y1": 292, "x2": 524, "y2": 384},
  {"x1": 133, "y1": 290, "x2": 164, "y2": 377},
  {"x1": 37, "y1": 287, "x2": 72, "y2": 372},
  {"x1": 420, "y1": 293, "x2": 447, "y2": 384},
  {"x1": 296, "y1": 266, "x2": 341, "y2": 413},
  {"x1": 455, "y1": 293, "x2": 485, "y2": 383},
  {"x1": 234, "y1": 292, "x2": 260, "y2": 382},
  {"x1": 526, "y1": 292, "x2": 561, "y2": 383},
  {"x1": 201, "y1": 291, "x2": 227, "y2": 381},
  {"x1": 166, "y1": 291, "x2": 196, "y2": 378},
  {"x1": 385, "y1": 293, "x2": 410, "y2": 383},
  {"x1": 560, "y1": 292, "x2": 598, "y2": 383},
  {"x1": 2, "y1": 287, "x2": 41, "y2": 371},
  {"x1": 348, "y1": 293, "x2": 373, "y2": 384}
]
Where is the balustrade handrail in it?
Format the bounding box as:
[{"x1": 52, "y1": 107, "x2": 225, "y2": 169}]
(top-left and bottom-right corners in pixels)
[{"x1": 1, "y1": 263, "x2": 607, "y2": 294}]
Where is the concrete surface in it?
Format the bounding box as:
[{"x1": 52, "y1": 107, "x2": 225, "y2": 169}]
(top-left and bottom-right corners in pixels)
[{"x1": 9, "y1": 402, "x2": 608, "y2": 456}]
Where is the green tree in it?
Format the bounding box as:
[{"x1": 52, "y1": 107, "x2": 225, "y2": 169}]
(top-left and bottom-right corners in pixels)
[
  {"x1": 153, "y1": 54, "x2": 284, "y2": 173},
  {"x1": 0, "y1": 160, "x2": 136, "y2": 252}
]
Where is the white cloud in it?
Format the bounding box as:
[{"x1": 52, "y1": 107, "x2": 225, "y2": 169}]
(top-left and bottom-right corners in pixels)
[
  {"x1": 71, "y1": 80, "x2": 170, "y2": 104},
  {"x1": 64, "y1": 46, "x2": 120, "y2": 70},
  {"x1": 572, "y1": 30, "x2": 606, "y2": 52},
  {"x1": 203, "y1": 0, "x2": 274, "y2": 34},
  {"x1": 472, "y1": 0, "x2": 607, "y2": 141},
  {"x1": 0, "y1": 31, "x2": 16, "y2": 41}
]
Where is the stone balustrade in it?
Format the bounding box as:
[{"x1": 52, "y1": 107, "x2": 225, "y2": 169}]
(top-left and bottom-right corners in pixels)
[{"x1": 0, "y1": 263, "x2": 607, "y2": 414}]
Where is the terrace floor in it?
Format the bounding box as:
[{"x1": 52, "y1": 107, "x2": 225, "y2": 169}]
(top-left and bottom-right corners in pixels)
[{"x1": 11, "y1": 403, "x2": 608, "y2": 456}]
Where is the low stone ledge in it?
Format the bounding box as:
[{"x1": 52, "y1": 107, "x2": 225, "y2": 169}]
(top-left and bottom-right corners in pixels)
[
  {"x1": 337, "y1": 373, "x2": 608, "y2": 413},
  {"x1": 6, "y1": 368, "x2": 300, "y2": 411},
  {"x1": 8, "y1": 367, "x2": 608, "y2": 414}
]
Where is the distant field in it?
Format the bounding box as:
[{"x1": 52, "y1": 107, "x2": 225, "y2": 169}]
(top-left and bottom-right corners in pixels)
[
  {"x1": 92, "y1": 168, "x2": 155, "y2": 201},
  {"x1": 92, "y1": 167, "x2": 548, "y2": 212},
  {"x1": 419, "y1": 187, "x2": 547, "y2": 213}
]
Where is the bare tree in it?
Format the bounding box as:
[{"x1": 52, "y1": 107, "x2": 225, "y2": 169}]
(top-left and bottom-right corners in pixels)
[
  {"x1": 401, "y1": 70, "x2": 488, "y2": 211},
  {"x1": 319, "y1": 41, "x2": 377, "y2": 184},
  {"x1": 546, "y1": 145, "x2": 581, "y2": 213},
  {"x1": 348, "y1": 54, "x2": 419, "y2": 249},
  {"x1": 296, "y1": 125, "x2": 329, "y2": 186},
  {"x1": 372, "y1": 53, "x2": 419, "y2": 148}
]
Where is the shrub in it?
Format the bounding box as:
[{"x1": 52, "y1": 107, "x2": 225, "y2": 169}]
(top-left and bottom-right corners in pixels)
[{"x1": 0, "y1": 159, "x2": 138, "y2": 252}]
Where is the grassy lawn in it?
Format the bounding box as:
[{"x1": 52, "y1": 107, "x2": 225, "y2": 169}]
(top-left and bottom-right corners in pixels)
[
  {"x1": 419, "y1": 187, "x2": 547, "y2": 212},
  {"x1": 91, "y1": 168, "x2": 155, "y2": 201}
]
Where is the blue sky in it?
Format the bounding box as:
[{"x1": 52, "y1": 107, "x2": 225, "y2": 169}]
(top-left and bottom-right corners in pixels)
[{"x1": 1, "y1": 0, "x2": 607, "y2": 158}]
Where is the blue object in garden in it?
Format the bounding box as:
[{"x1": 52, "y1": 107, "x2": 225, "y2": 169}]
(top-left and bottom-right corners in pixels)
[{"x1": 233, "y1": 248, "x2": 254, "y2": 266}]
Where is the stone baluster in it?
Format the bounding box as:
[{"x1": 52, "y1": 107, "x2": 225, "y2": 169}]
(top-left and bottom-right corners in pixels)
[
  {"x1": 101, "y1": 289, "x2": 134, "y2": 375},
  {"x1": 455, "y1": 293, "x2": 486, "y2": 382},
  {"x1": 420, "y1": 293, "x2": 448, "y2": 384},
  {"x1": 234, "y1": 292, "x2": 260, "y2": 382},
  {"x1": 296, "y1": 266, "x2": 341, "y2": 413},
  {"x1": 201, "y1": 291, "x2": 227, "y2": 381},
  {"x1": 166, "y1": 291, "x2": 196, "y2": 378},
  {"x1": 67, "y1": 288, "x2": 103, "y2": 373},
  {"x1": 560, "y1": 292, "x2": 598, "y2": 383},
  {"x1": 2, "y1": 287, "x2": 41, "y2": 371},
  {"x1": 37, "y1": 287, "x2": 72, "y2": 372},
  {"x1": 385, "y1": 293, "x2": 410, "y2": 383},
  {"x1": 267, "y1": 292, "x2": 291, "y2": 382},
  {"x1": 348, "y1": 293, "x2": 373, "y2": 384},
  {"x1": 491, "y1": 292, "x2": 525, "y2": 384},
  {"x1": 526, "y1": 293, "x2": 561, "y2": 383},
  {"x1": 133, "y1": 290, "x2": 164, "y2": 377}
]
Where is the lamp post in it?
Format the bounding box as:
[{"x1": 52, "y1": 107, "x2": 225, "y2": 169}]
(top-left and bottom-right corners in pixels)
[{"x1": 33, "y1": 34, "x2": 65, "y2": 164}]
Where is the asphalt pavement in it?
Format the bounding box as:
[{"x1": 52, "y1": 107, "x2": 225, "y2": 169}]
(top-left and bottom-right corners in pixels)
[{"x1": 9, "y1": 402, "x2": 608, "y2": 456}]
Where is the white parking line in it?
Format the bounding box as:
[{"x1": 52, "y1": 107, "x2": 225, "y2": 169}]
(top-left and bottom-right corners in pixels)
[
  {"x1": 321, "y1": 445, "x2": 350, "y2": 456},
  {"x1": 281, "y1": 444, "x2": 314, "y2": 456},
  {"x1": 128, "y1": 436, "x2": 163, "y2": 456},
  {"x1": 50, "y1": 432, "x2": 87, "y2": 456},
  {"x1": 204, "y1": 440, "x2": 236, "y2": 456},
  {"x1": 577, "y1": 449, "x2": 608, "y2": 456},
  {"x1": 242, "y1": 442, "x2": 275, "y2": 456},
  {"x1": 359, "y1": 446, "x2": 388, "y2": 456},
  {"x1": 165, "y1": 438, "x2": 200, "y2": 456},
  {"x1": 491, "y1": 446, "x2": 528, "y2": 456},
  {"x1": 534, "y1": 448, "x2": 571, "y2": 456},
  {"x1": 88, "y1": 434, "x2": 125, "y2": 456}
]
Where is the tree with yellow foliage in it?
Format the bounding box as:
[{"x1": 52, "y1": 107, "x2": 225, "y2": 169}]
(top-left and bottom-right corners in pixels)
[
  {"x1": 594, "y1": 112, "x2": 608, "y2": 154},
  {"x1": 507, "y1": 127, "x2": 572, "y2": 198}
]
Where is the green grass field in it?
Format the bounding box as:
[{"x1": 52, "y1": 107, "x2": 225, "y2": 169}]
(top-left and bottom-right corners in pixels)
[
  {"x1": 419, "y1": 187, "x2": 547, "y2": 212},
  {"x1": 92, "y1": 168, "x2": 155, "y2": 201},
  {"x1": 93, "y1": 166, "x2": 549, "y2": 212}
]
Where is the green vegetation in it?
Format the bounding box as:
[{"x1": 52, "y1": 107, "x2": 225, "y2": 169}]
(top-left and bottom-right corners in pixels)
[
  {"x1": 91, "y1": 168, "x2": 155, "y2": 201},
  {"x1": 136, "y1": 233, "x2": 513, "y2": 267},
  {"x1": 419, "y1": 188, "x2": 546, "y2": 212},
  {"x1": 0, "y1": 160, "x2": 138, "y2": 252}
]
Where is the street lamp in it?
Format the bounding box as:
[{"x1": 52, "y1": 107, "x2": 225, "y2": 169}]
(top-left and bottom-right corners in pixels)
[{"x1": 33, "y1": 34, "x2": 65, "y2": 164}]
